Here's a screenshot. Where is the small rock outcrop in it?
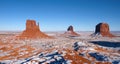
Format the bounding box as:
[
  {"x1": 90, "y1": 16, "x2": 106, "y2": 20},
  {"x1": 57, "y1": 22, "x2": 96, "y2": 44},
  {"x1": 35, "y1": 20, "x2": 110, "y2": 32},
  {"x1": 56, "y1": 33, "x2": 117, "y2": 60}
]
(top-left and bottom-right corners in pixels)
[
  {"x1": 17, "y1": 20, "x2": 51, "y2": 39},
  {"x1": 64, "y1": 25, "x2": 80, "y2": 37},
  {"x1": 67, "y1": 25, "x2": 74, "y2": 32},
  {"x1": 92, "y1": 22, "x2": 114, "y2": 37}
]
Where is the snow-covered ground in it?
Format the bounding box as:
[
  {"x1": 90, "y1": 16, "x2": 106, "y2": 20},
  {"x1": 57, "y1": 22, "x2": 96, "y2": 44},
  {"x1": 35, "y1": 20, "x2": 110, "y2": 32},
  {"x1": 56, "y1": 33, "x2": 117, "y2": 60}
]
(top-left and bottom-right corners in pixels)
[{"x1": 0, "y1": 31, "x2": 120, "y2": 64}]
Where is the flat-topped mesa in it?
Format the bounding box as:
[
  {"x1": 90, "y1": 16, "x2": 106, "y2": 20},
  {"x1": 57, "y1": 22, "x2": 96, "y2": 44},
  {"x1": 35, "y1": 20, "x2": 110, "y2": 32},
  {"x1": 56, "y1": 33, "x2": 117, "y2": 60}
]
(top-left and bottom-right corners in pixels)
[
  {"x1": 64, "y1": 25, "x2": 80, "y2": 37},
  {"x1": 93, "y1": 22, "x2": 114, "y2": 37},
  {"x1": 17, "y1": 20, "x2": 51, "y2": 39}
]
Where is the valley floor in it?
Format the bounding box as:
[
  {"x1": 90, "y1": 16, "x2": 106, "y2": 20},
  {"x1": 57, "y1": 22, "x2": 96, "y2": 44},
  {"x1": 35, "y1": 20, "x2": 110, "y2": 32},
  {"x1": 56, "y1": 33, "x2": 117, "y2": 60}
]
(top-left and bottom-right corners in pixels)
[{"x1": 0, "y1": 31, "x2": 120, "y2": 64}]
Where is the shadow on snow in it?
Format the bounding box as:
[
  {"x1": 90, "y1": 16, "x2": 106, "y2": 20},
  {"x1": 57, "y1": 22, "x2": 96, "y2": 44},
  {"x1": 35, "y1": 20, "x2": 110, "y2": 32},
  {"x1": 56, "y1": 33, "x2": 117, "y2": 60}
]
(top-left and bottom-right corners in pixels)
[{"x1": 89, "y1": 41, "x2": 120, "y2": 48}]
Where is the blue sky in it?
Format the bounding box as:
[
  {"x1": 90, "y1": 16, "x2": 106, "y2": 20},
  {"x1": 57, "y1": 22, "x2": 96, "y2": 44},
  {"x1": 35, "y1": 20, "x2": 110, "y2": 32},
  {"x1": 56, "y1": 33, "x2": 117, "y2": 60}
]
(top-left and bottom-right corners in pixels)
[{"x1": 0, "y1": 0, "x2": 120, "y2": 31}]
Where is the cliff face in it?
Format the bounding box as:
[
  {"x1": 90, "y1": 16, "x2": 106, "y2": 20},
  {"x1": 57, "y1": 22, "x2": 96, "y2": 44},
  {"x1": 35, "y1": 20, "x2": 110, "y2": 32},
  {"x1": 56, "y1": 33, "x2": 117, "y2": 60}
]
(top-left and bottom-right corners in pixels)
[
  {"x1": 95, "y1": 23, "x2": 114, "y2": 37},
  {"x1": 26, "y1": 20, "x2": 39, "y2": 31},
  {"x1": 18, "y1": 20, "x2": 51, "y2": 39}
]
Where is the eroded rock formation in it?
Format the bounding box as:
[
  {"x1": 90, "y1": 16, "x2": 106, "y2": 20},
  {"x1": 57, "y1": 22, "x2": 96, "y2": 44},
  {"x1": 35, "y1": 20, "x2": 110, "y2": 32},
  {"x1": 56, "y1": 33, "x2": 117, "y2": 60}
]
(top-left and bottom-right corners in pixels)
[
  {"x1": 18, "y1": 20, "x2": 51, "y2": 39},
  {"x1": 93, "y1": 22, "x2": 114, "y2": 37},
  {"x1": 67, "y1": 25, "x2": 74, "y2": 32},
  {"x1": 64, "y1": 25, "x2": 80, "y2": 37}
]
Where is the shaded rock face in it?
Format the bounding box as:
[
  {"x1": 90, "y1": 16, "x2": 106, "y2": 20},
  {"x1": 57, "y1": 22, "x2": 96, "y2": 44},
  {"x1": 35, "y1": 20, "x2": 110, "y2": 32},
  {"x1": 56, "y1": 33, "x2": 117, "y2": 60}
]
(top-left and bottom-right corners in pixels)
[
  {"x1": 94, "y1": 23, "x2": 114, "y2": 37},
  {"x1": 67, "y1": 26, "x2": 73, "y2": 32},
  {"x1": 64, "y1": 25, "x2": 80, "y2": 37},
  {"x1": 18, "y1": 20, "x2": 51, "y2": 39}
]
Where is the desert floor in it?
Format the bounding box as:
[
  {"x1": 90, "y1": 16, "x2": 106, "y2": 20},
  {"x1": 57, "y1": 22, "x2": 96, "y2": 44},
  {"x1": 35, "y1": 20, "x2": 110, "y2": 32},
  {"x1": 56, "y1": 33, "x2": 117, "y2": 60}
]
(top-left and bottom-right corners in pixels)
[{"x1": 0, "y1": 31, "x2": 120, "y2": 64}]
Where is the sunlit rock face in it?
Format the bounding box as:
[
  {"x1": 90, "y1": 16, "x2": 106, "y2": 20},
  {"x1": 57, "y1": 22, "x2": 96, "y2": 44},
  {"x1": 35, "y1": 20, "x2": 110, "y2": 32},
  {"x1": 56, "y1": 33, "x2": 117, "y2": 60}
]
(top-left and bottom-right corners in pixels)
[
  {"x1": 18, "y1": 20, "x2": 51, "y2": 39},
  {"x1": 26, "y1": 20, "x2": 40, "y2": 31},
  {"x1": 94, "y1": 22, "x2": 114, "y2": 37},
  {"x1": 64, "y1": 25, "x2": 80, "y2": 37}
]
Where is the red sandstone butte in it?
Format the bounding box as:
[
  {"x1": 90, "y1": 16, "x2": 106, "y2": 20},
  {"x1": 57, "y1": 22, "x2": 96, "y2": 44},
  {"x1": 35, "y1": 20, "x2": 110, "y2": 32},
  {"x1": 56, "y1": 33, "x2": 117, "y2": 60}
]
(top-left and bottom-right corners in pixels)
[
  {"x1": 64, "y1": 25, "x2": 80, "y2": 36},
  {"x1": 95, "y1": 22, "x2": 114, "y2": 37},
  {"x1": 18, "y1": 20, "x2": 51, "y2": 39}
]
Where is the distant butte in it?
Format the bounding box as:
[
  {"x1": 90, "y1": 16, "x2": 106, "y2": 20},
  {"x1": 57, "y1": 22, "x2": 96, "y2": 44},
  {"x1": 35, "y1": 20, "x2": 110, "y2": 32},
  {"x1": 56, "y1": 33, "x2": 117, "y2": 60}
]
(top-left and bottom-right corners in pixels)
[
  {"x1": 92, "y1": 22, "x2": 114, "y2": 37},
  {"x1": 64, "y1": 25, "x2": 80, "y2": 37},
  {"x1": 17, "y1": 20, "x2": 51, "y2": 39}
]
